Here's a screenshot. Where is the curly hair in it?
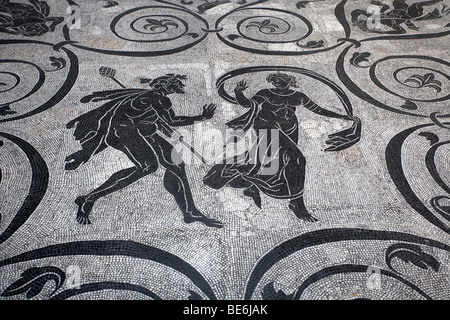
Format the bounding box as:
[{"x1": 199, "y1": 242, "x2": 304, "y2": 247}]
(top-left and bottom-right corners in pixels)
[
  {"x1": 140, "y1": 74, "x2": 187, "y2": 91},
  {"x1": 266, "y1": 73, "x2": 298, "y2": 88}
]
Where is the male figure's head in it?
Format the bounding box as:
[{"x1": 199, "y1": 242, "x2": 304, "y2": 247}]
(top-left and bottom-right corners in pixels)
[{"x1": 141, "y1": 74, "x2": 187, "y2": 95}]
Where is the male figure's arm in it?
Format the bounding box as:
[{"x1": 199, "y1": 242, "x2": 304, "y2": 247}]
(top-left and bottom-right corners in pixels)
[{"x1": 151, "y1": 96, "x2": 216, "y2": 138}]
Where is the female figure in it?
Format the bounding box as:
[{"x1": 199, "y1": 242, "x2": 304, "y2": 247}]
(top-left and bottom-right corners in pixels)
[{"x1": 204, "y1": 73, "x2": 358, "y2": 222}]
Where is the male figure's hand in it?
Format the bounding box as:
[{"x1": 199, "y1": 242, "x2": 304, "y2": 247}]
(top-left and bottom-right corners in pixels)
[{"x1": 201, "y1": 103, "x2": 217, "y2": 120}]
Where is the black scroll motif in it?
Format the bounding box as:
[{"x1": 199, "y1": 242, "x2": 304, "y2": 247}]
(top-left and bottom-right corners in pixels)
[
  {"x1": 244, "y1": 228, "x2": 450, "y2": 300},
  {"x1": 385, "y1": 243, "x2": 440, "y2": 273},
  {"x1": 386, "y1": 123, "x2": 450, "y2": 234},
  {"x1": 154, "y1": 0, "x2": 256, "y2": 14},
  {"x1": 0, "y1": 132, "x2": 49, "y2": 245},
  {"x1": 348, "y1": 0, "x2": 450, "y2": 40},
  {"x1": 337, "y1": 45, "x2": 450, "y2": 118},
  {"x1": 215, "y1": 2, "x2": 348, "y2": 56},
  {"x1": 60, "y1": 0, "x2": 355, "y2": 57},
  {"x1": 0, "y1": 0, "x2": 64, "y2": 36},
  {"x1": 0, "y1": 40, "x2": 78, "y2": 123},
  {"x1": 1, "y1": 266, "x2": 66, "y2": 299},
  {"x1": 0, "y1": 240, "x2": 217, "y2": 300},
  {"x1": 65, "y1": 71, "x2": 223, "y2": 228},
  {"x1": 63, "y1": 1, "x2": 210, "y2": 57},
  {"x1": 1, "y1": 265, "x2": 161, "y2": 300},
  {"x1": 203, "y1": 66, "x2": 361, "y2": 222}
]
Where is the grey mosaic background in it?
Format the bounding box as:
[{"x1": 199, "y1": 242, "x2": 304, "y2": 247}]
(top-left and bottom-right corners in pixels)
[{"x1": 0, "y1": 0, "x2": 449, "y2": 300}]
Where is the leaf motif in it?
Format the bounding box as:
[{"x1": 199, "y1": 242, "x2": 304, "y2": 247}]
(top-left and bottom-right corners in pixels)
[
  {"x1": 296, "y1": 1, "x2": 311, "y2": 9},
  {"x1": 186, "y1": 32, "x2": 199, "y2": 38},
  {"x1": 144, "y1": 19, "x2": 178, "y2": 31},
  {"x1": 0, "y1": 105, "x2": 16, "y2": 116},
  {"x1": 418, "y1": 131, "x2": 439, "y2": 145},
  {"x1": 349, "y1": 52, "x2": 371, "y2": 68},
  {"x1": 407, "y1": 74, "x2": 425, "y2": 82},
  {"x1": 227, "y1": 34, "x2": 240, "y2": 41},
  {"x1": 102, "y1": 1, "x2": 118, "y2": 8},
  {"x1": 404, "y1": 77, "x2": 423, "y2": 87},
  {"x1": 159, "y1": 20, "x2": 179, "y2": 28},
  {"x1": 399, "y1": 100, "x2": 418, "y2": 110},
  {"x1": 1, "y1": 266, "x2": 66, "y2": 299},
  {"x1": 46, "y1": 57, "x2": 66, "y2": 72},
  {"x1": 430, "y1": 196, "x2": 450, "y2": 221},
  {"x1": 404, "y1": 73, "x2": 442, "y2": 92},
  {"x1": 261, "y1": 283, "x2": 295, "y2": 300},
  {"x1": 386, "y1": 243, "x2": 440, "y2": 273},
  {"x1": 145, "y1": 19, "x2": 162, "y2": 26},
  {"x1": 246, "y1": 22, "x2": 261, "y2": 28},
  {"x1": 297, "y1": 40, "x2": 325, "y2": 48},
  {"x1": 423, "y1": 73, "x2": 435, "y2": 83},
  {"x1": 246, "y1": 20, "x2": 279, "y2": 32},
  {"x1": 424, "y1": 84, "x2": 442, "y2": 93}
]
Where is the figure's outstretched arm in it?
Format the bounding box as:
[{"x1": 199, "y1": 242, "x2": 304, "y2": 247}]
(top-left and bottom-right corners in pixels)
[
  {"x1": 234, "y1": 80, "x2": 266, "y2": 108},
  {"x1": 234, "y1": 80, "x2": 252, "y2": 108},
  {"x1": 301, "y1": 94, "x2": 354, "y2": 120},
  {"x1": 157, "y1": 99, "x2": 217, "y2": 129}
]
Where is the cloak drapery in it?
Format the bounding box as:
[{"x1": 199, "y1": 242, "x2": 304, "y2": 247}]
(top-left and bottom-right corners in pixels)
[{"x1": 65, "y1": 89, "x2": 150, "y2": 170}]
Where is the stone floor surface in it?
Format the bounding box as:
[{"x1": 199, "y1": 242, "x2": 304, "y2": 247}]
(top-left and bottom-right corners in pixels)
[{"x1": 0, "y1": 0, "x2": 449, "y2": 300}]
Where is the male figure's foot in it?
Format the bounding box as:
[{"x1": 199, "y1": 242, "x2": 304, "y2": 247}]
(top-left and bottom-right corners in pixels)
[
  {"x1": 243, "y1": 185, "x2": 262, "y2": 209},
  {"x1": 75, "y1": 196, "x2": 94, "y2": 225},
  {"x1": 184, "y1": 209, "x2": 224, "y2": 228},
  {"x1": 289, "y1": 198, "x2": 318, "y2": 222}
]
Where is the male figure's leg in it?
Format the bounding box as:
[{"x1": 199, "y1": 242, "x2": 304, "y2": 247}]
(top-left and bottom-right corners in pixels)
[
  {"x1": 75, "y1": 130, "x2": 159, "y2": 224},
  {"x1": 152, "y1": 134, "x2": 224, "y2": 228}
]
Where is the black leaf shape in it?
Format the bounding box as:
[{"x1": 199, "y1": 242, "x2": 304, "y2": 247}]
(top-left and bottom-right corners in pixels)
[
  {"x1": 297, "y1": 40, "x2": 325, "y2": 48},
  {"x1": 0, "y1": 82, "x2": 7, "y2": 86},
  {"x1": 430, "y1": 196, "x2": 450, "y2": 221},
  {"x1": 0, "y1": 140, "x2": 3, "y2": 147},
  {"x1": 399, "y1": 100, "x2": 418, "y2": 110},
  {"x1": 296, "y1": 1, "x2": 311, "y2": 9},
  {"x1": 197, "y1": 0, "x2": 231, "y2": 14},
  {"x1": 143, "y1": 19, "x2": 179, "y2": 31},
  {"x1": 188, "y1": 290, "x2": 203, "y2": 300},
  {"x1": 446, "y1": 23, "x2": 450, "y2": 27},
  {"x1": 0, "y1": 105, "x2": 17, "y2": 116},
  {"x1": 261, "y1": 283, "x2": 295, "y2": 300},
  {"x1": 46, "y1": 57, "x2": 66, "y2": 72},
  {"x1": 227, "y1": 34, "x2": 240, "y2": 41},
  {"x1": 386, "y1": 243, "x2": 440, "y2": 273},
  {"x1": 102, "y1": 1, "x2": 118, "y2": 8},
  {"x1": 1, "y1": 266, "x2": 66, "y2": 299},
  {"x1": 350, "y1": 52, "x2": 371, "y2": 68},
  {"x1": 246, "y1": 19, "x2": 280, "y2": 33},
  {"x1": 418, "y1": 132, "x2": 439, "y2": 145},
  {"x1": 186, "y1": 32, "x2": 199, "y2": 39}
]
